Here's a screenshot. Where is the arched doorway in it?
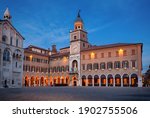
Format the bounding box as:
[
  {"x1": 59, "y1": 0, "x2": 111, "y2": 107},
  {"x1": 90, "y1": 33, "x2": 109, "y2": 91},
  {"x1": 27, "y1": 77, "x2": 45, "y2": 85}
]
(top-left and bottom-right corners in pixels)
[
  {"x1": 35, "y1": 77, "x2": 39, "y2": 87},
  {"x1": 57, "y1": 77, "x2": 60, "y2": 84},
  {"x1": 101, "y1": 75, "x2": 106, "y2": 86},
  {"x1": 40, "y1": 77, "x2": 44, "y2": 86},
  {"x1": 123, "y1": 74, "x2": 129, "y2": 87},
  {"x1": 25, "y1": 76, "x2": 29, "y2": 87},
  {"x1": 94, "y1": 75, "x2": 99, "y2": 86},
  {"x1": 88, "y1": 75, "x2": 92, "y2": 86},
  {"x1": 131, "y1": 74, "x2": 138, "y2": 87},
  {"x1": 115, "y1": 74, "x2": 121, "y2": 87},
  {"x1": 108, "y1": 74, "x2": 113, "y2": 87},
  {"x1": 72, "y1": 77, "x2": 77, "y2": 86},
  {"x1": 72, "y1": 60, "x2": 78, "y2": 72},
  {"x1": 30, "y1": 76, "x2": 34, "y2": 87},
  {"x1": 61, "y1": 76, "x2": 65, "y2": 85},
  {"x1": 82, "y1": 75, "x2": 86, "y2": 86},
  {"x1": 53, "y1": 77, "x2": 57, "y2": 86},
  {"x1": 45, "y1": 77, "x2": 49, "y2": 86}
]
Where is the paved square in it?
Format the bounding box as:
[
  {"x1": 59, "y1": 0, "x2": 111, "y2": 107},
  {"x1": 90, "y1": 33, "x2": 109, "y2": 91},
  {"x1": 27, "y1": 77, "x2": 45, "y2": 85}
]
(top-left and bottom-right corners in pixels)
[{"x1": 0, "y1": 87, "x2": 150, "y2": 101}]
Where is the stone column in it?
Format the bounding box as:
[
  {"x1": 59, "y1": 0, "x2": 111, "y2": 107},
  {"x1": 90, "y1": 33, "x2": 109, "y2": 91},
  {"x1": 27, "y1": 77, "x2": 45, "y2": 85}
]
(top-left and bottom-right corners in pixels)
[
  {"x1": 129, "y1": 77, "x2": 131, "y2": 87},
  {"x1": 113, "y1": 78, "x2": 115, "y2": 87},
  {"x1": 121, "y1": 78, "x2": 123, "y2": 87},
  {"x1": 86, "y1": 78, "x2": 88, "y2": 86},
  {"x1": 99, "y1": 79, "x2": 101, "y2": 87},
  {"x1": 92, "y1": 79, "x2": 94, "y2": 87},
  {"x1": 106, "y1": 78, "x2": 108, "y2": 87}
]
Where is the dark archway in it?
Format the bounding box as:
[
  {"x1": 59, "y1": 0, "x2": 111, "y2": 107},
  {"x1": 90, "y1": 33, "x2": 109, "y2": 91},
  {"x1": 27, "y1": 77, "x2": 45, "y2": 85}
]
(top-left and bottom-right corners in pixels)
[
  {"x1": 101, "y1": 75, "x2": 106, "y2": 86},
  {"x1": 108, "y1": 74, "x2": 113, "y2": 87},
  {"x1": 25, "y1": 76, "x2": 29, "y2": 87},
  {"x1": 30, "y1": 76, "x2": 34, "y2": 87},
  {"x1": 115, "y1": 74, "x2": 121, "y2": 87},
  {"x1": 131, "y1": 74, "x2": 138, "y2": 87},
  {"x1": 82, "y1": 75, "x2": 86, "y2": 86},
  {"x1": 40, "y1": 77, "x2": 44, "y2": 86},
  {"x1": 94, "y1": 75, "x2": 99, "y2": 86},
  {"x1": 123, "y1": 74, "x2": 129, "y2": 87},
  {"x1": 88, "y1": 75, "x2": 93, "y2": 86}
]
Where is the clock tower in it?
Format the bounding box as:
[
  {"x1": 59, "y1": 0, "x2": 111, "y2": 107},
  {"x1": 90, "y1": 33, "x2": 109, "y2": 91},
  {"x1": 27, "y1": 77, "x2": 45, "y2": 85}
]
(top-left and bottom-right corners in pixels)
[{"x1": 69, "y1": 10, "x2": 89, "y2": 86}]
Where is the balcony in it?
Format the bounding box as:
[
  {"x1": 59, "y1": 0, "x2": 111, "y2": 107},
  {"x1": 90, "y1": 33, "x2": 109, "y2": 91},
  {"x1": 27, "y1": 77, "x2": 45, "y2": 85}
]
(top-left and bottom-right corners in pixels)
[{"x1": 69, "y1": 68, "x2": 78, "y2": 75}]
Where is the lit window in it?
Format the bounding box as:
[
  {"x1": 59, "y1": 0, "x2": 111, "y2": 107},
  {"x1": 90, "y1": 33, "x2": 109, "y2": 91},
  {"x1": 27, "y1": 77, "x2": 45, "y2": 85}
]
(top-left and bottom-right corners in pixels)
[
  {"x1": 116, "y1": 51, "x2": 119, "y2": 57},
  {"x1": 90, "y1": 52, "x2": 95, "y2": 59},
  {"x1": 119, "y1": 49, "x2": 123, "y2": 56},
  {"x1": 82, "y1": 55, "x2": 85, "y2": 60}
]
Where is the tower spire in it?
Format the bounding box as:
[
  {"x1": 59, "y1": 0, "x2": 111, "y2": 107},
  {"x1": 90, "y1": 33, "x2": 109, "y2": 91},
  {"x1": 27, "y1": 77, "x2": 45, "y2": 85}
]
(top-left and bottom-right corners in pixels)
[{"x1": 4, "y1": 8, "x2": 12, "y2": 21}]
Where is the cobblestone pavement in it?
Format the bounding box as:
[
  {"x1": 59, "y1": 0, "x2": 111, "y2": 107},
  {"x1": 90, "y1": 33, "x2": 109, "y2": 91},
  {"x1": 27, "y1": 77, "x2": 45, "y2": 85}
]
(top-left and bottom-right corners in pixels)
[{"x1": 0, "y1": 87, "x2": 150, "y2": 101}]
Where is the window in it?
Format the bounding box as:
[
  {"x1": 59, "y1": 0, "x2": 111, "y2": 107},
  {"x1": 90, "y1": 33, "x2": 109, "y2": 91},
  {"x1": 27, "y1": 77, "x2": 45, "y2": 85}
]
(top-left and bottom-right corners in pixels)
[
  {"x1": 93, "y1": 63, "x2": 99, "y2": 70},
  {"x1": 74, "y1": 36, "x2": 77, "y2": 39},
  {"x1": 132, "y1": 49, "x2": 136, "y2": 55},
  {"x1": 107, "y1": 62, "x2": 113, "y2": 69},
  {"x1": 82, "y1": 55, "x2": 85, "y2": 60},
  {"x1": 114, "y1": 61, "x2": 121, "y2": 69},
  {"x1": 83, "y1": 34, "x2": 85, "y2": 38},
  {"x1": 10, "y1": 37, "x2": 13, "y2": 45},
  {"x1": 16, "y1": 39, "x2": 19, "y2": 47},
  {"x1": 108, "y1": 52, "x2": 111, "y2": 57},
  {"x1": 131, "y1": 60, "x2": 136, "y2": 68},
  {"x1": 83, "y1": 43, "x2": 85, "y2": 47},
  {"x1": 16, "y1": 62, "x2": 17, "y2": 68},
  {"x1": 116, "y1": 51, "x2": 119, "y2": 57},
  {"x1": 100, "y1": 62, "x2": 105, "y2": 70},
  {"x1": 82, "y1": 64, "x2": 85, "y2": 70},
  {"x1": 3, "y1": 49, "x2": 10, "y2": 61},
  {"x1": 2, "y1": 35, "x2": 7, "y2": 43},
  {"x1": 87, "y1": 63, "x2": 92, "y2": 70},
  {"x1": 123, "y1": 50, "x2": 127, "y2": 56},
  {"x1": 101, "y1": 53, "x2": 104, "y2": 58},
  {"x1": 12, "y1": 80, "x2": 14, "y2": 85},
  {"x1": 122, "y1": 61, "x2": 129, "y2": 68}
]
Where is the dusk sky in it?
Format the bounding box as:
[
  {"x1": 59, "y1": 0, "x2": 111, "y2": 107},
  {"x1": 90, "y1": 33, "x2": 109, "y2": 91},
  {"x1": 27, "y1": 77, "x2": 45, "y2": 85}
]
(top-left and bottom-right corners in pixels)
[{"x1": 0, "y1": 0, "x2": 150, "y2": 72}]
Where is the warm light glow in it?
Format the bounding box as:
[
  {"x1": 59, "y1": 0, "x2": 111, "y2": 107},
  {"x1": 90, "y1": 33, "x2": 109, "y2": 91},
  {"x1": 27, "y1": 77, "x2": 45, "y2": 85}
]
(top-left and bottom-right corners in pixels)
[
  {"x1": 30, "y1": 55, "x2": 33, "y2": 61},
  {"x1": 91, "y1": 52, "x2": 95, "y2": 59},
  {"x1": 119, "y1": 49, "x2": 123, "y2": 56},
  {"x1": 63, "y1": 56, "x2": 67, "y2": 63}
]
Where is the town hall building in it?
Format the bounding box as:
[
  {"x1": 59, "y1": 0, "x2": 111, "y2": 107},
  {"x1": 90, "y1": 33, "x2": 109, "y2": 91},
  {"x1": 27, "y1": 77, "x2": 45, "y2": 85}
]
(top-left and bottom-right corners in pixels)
[{"x1": 23, "y1": 11, "x2": 143, "y2": 87}]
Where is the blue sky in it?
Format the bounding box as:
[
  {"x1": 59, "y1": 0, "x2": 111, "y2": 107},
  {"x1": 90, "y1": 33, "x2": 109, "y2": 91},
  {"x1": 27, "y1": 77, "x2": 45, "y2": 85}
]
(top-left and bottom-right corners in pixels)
[{"x1": 0, "y1": 0, "x2": 150, "y2": 71}]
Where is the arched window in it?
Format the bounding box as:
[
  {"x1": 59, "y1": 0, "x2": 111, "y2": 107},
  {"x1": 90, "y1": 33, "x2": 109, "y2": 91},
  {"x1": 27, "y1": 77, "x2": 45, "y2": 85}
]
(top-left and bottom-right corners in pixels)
[
  {"x1": 122, "y1": 61, "x2": 129, "y2": 68},
  {"x1": 114, "y1": 61, "x2": 121, "y2": 69},
  {"x1": 107, "y1": 62, "x2": 113, "y2": 69},
  {"x1": 87, "y1": 63, "x2": 92, "y2": 70},
  {"x1": 100, "y1": 62, "x2": 105, "y2": 70},
  {"x1": 93, "y1": 63, "x2": 99, "y2": 70},
  {"x1": 3, "y1": 49, "x2": 10, "y2": 61}
]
